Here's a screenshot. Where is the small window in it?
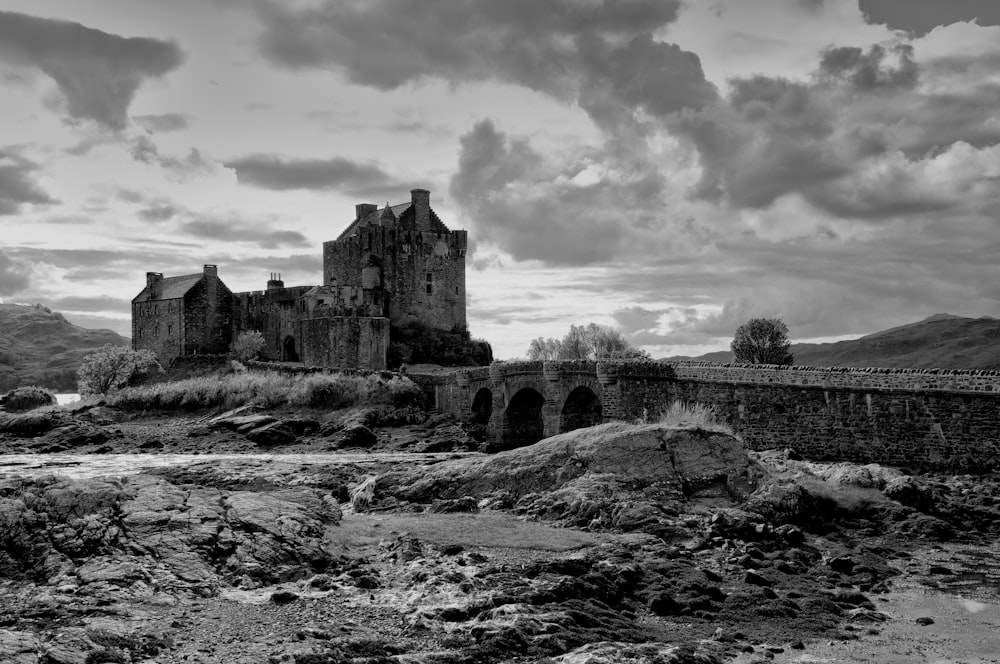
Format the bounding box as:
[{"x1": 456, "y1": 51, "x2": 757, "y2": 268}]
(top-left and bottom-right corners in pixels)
[
  {"x1": 426, "y1": 272, "x2": 433, "y2": 294},
  {"x1": 168, "y1": 324, "x2": 173, "y2": 336}
]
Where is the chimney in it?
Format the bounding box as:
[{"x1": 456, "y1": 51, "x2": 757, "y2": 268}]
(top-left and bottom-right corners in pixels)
[
  {"x1": 267, "y1": 272, "x2": 284, "y2": 290},
  {"x1": 146, "y1": 272, "x2": 163, "y2": 299},
  {"x1": 203, "y1": 264, "x2": 218, "y2": 278},
  {"x1": 411, "y1": 188, "x2": 430, "y2": 228},
  {"x1": 355, "y1": 203, "x2": 377, "y2": 220}
]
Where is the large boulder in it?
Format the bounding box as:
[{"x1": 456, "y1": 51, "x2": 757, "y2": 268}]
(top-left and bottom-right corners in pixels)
[{"x1": 380, "y1": 422, "x2": 751, "y2": 505}]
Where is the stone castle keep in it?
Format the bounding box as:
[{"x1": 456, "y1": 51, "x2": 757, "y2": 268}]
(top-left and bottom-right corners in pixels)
[{"x1": 132, "y1": 189, "x2": 468, "y2": 370}]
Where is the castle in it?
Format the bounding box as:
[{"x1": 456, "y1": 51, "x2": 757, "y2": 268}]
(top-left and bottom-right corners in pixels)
[{"x1": 131, "y1": 189, "x2": 468, "y2": 370}]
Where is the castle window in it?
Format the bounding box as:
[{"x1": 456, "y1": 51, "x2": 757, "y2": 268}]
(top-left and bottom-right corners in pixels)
[
  {"x1": 426, "y1": 272, "x2": 433, "y2": 294},
  {"x1": 168, "y1": 324, "x2": 173, "y2": 336}
]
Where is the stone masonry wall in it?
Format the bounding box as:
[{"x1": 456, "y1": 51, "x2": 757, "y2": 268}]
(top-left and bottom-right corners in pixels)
[
  {"x1": 443, "y1": 361, "x2": 1000, "y2": 470},
  {"x1": 323, "y1": 225, "x2": 467, "y2": 331},
  {"x1": 299, "y1": 316, "x2": 390, "y2": 370},
  {"x1": 182, "y1": 277, "x2": 233, "y2": 357},
  {"x1": 132, "y1": 298, "x2": 184, "y2": 366}
]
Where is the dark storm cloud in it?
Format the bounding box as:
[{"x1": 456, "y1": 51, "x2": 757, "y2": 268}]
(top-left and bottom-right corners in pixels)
[
  {"x1": 859, "y1": 0, "x2": 1000, "y2": 36},
  {"x1": 226, "y1": 154, "x2": 400, "y2": 193},
  {"x1": 0, "y1": 251, "x2": 31, "y2": 296},
  {"x1": 133, "y1": 113, "x2": 192, "y2": 133},
  {"x1": 180, "y1": 219, "x2": 310, "y2": 249},
  {"x1": 0, "y1": 150, "x2": 54, "y2": 214},
  {"x1": 254, "y1": 0, "x2": 716, "y2": 131},
  {"x1": 0, "y1": 11, "x2": 184, "y2": 130}
]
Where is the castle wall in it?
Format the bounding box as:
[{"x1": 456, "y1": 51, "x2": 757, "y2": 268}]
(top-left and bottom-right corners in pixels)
[
  {"x1": 231, "y1": 287, "x2": 312, "y2": 361},
  {"x1": 132, "y1": 298, "x2": 184, "y2": 365},
  {"x1": 182, "y1": 277, "x2": 233, "y2": 356},
  {"x1": 300, "y1": 316, "x2": 390, "y2": 370},
  {"x1": 323, "y1": 225, "x2": 467, "y2": 331}
]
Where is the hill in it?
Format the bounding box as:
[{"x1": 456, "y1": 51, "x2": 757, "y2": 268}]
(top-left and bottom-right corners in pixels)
[
  {"x1": 667, "y1": 314, "x2": 1000, "y2": 370},
  {"x1": 0, "y1": 303, "x2": 130, "y2": 391}
]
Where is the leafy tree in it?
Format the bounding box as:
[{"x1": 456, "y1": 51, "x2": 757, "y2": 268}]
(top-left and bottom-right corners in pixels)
[
  {"x1": 77, "y1": 345, "x2": 161, "y2": 396},
  {"x1": 526, "y1": 323, "x2": 650, "y2": 361},
  {"x1": 231, "y1": 330, "x2": 266, "y2": 363},
  {"x1": 388, "y1": 322, "x2": 492, "y2": 369},
  {"x1": 731, "y1": 317, "x2": 794, "y2": 365}
]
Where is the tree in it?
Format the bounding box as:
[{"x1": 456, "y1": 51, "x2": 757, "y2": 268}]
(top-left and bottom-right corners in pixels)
[
  {"x1": 731, "y1": 318, "x2": 794, "y2": 365},
  {"x1": 525, "y1": 323, "x2": 650, "y2": 361},
  {"x1": 77, "y1": 345, "x2": 161, "y2": 395},
  {"x1": 231, "y1": 330, "x2": 266, "y2": 363}
]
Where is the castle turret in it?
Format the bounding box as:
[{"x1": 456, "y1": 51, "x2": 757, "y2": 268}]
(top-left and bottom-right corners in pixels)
[
  {"x1": 355, "y1": 203, "x2": 377, "y2": 220},
  {"x1": 411, "y1": 188, "x2": 430, "y2": 228}
]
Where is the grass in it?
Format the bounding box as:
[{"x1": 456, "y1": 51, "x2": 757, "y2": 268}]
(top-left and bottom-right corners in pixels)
[
  {"x1": 102, "y1": 370, "x2": 424, "y2": 413},
  {"x1": 650, "y1": 400, "x2": 734, "y2": 435},
  {"x1": 331, "y1": 512, "x2": 598, "y2": 558}
]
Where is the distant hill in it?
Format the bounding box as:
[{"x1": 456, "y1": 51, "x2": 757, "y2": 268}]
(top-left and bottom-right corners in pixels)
[
  {"x1": 0, "y1": 303, "x2": 130, "y2": 391},
  {"x1": 666, "y1": 314, "x2": 1000, "y2": 370}
]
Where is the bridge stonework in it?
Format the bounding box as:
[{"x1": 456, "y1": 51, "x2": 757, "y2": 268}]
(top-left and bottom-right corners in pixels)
[{"x1": 430, "y1": 361, "x2": 1000, "y2": 470}]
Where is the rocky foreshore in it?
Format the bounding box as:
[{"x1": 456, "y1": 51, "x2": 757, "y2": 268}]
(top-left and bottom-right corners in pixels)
[{"x1": 1, "y1": 404, "x2": 999, "y2": 663}]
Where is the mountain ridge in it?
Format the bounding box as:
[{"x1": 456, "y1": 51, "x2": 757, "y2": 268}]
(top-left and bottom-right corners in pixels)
[
  {"x1": 665, "y1": 314, "x2": 1000, "y2": 370},
  {"x1": 0, "y1": 303, "x2": 130, "y2": 391}
]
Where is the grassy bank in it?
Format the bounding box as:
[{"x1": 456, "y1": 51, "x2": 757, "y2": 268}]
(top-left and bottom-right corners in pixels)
[{"x1": 103, "y1": 370, "x2": 424, "y2": 413}]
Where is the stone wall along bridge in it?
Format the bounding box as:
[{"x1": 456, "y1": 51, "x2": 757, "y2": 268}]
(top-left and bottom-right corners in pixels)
[{"x1": 417, "y1": 360, "x2": 1000, "y2": 470}]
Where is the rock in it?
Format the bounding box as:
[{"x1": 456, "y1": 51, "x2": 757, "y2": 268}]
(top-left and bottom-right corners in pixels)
[
  {"x1": 929, "y1": 565, "x2": 953, "y2": 575},
  {"x1": 336, "y1": 424, "x2": 377, "y2": 448},
  {"x1": 36, "y1": 423, "x2": 107, "y2": 449},
  {"x1": 0, "y1": 411, "x2": 69, "y2": 437},
  {"x1": 0, "y1": 630, "x2": 40, "y2": 664},
  {"x1": 744, "y1": 571, "x2": 773, "y2": 587},
  {"x1": 244, "y1": 421, "x2": 297, "y2": 447},
  {"x1": 818, "y1": 463, "x2": 901, "y2": 489},
  {"x1": 283, "y1": 418, "x2": 320, "y2": 436},
  {"x1": 270, "y1": 590, "x2": 299, "y2": 604},
  {"x1": 828, "y1": 556, "x2": 856, "y2": 574},
  {"x1": 744, "y1": 481, "x2": 816, "y2": 525},
  {"x1": 884, "y1": 476, "x2": 937, "y2": 512},
  {"x1": 553, "y1": 641, "x2": 721, "y2": 663},
  {"x1": 915, "y1": 616, "x2": 935, "y2": 626},
  {"x1": 649, "y1": 592, "x2": 682, "y2": 616},
  {"x1": 428, "y1": 497, "x2": 479, "y2": 513},
  {"x1": 380, "y1": 422, "x2": 749, "y2": 506}
]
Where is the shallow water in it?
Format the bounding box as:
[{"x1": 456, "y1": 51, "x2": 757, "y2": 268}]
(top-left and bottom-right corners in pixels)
[
  {"x1": 0, "y1": 451, "x2": 476, "y2": 480},
  {"x1": 54, "y1": 393, "x2": 80, "y2": 405}
]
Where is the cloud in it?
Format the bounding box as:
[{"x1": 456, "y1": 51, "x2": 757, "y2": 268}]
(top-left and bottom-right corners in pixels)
[
  {"x1": 0, "y1": 149, "x2": 54, "y2": 214},
  {"x1": 451, "y1": 119, "x2": 668, "y2": 265},
  {"x1": 0, "y1": 251, "x2": 32, "y2": 296},
  {"x1": 670, "y1": 42, "x2": 1000, "y2": 217},
  {"x1": 46, "y1": 295, "x2": 132, "y2": 314},
  {"x1": 0, "y1": 11, "x2": 184, "y2": 130},
  {"x1": 226, "y1": 154, "x2": 399, "y2": 193},
  {"x1": 179, "y1": 219, "x2": 311, "y2": 249},
  {"x1": 859, "y1": 0, "x2": 1000, "y2": 36},
  {"x1": 138, "y1": 204, "x2": 178, "y2": 222},
  {"x1": 133, "y1": 113, "x2": 192, "y2": 133},
  {"x1": 254, "y1": 0, "x2": 715, "y2": 132}
]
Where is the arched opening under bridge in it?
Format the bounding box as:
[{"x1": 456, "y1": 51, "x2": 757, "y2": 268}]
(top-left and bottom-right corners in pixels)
[
  {"x1": 500, "y1": 387, "x2": 545, "y2": 451},
  {"x1": 560, "y1": 385, "x2": 602, "y2": 433}
]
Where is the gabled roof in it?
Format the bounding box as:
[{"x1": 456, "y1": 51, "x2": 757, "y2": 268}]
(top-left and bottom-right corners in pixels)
[
  {"x1": 132, "y1": 273, "x2": 202, "y2": 303},
  {"x1": 335, "y1": 201, "x2": 450, "y2": 241}
]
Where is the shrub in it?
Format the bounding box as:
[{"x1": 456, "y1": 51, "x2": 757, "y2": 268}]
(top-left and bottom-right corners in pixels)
[
  {"x1": 388, "y1": 321, "x2": 492, "y2": 369},
  {"x1": 78, "y1": 345, "x2": 161, "y2": 396},
  {"x1": 1, "y1": 385, "x2": 56, "y2": 411},
  {"x1": 731, "y1": 318, "x2": 794, "y2": 365},
  {"x1": 655, "y1": 400, "x2": 733, "y2": 435},
  {"x1": 231, "y1": 330, "x2": 266, "y2": 363},
  {"x1": 104, "y1": 369, "x2": 425, "y2": 413}
]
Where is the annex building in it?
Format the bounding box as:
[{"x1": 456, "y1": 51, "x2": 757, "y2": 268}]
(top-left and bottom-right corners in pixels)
[{"x1": 131, "y1": 189, "x2": 468, "y2": 370}]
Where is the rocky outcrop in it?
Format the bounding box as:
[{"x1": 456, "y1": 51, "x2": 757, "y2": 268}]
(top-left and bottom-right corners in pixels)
[
  {"x1": 0, "y1": 474, "x2": 339, "y2": 593},
  {"x1": 380, "y1": 422, "x2": 751, "y2": 507}
]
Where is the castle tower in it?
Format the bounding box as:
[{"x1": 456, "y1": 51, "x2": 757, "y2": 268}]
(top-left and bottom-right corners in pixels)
[{"x1": 322, "y1": 188, "x2": 467, "y2": 331}]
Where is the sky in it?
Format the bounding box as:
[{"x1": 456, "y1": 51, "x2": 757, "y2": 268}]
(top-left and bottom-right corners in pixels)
[{"x1": 1, "y1": 0, "x2": 999, "y2": 360}]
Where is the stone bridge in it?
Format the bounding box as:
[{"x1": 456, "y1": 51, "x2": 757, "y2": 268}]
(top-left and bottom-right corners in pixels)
[{"x1": 413, "y1": 360, "x2": 1000, "y2": 470}]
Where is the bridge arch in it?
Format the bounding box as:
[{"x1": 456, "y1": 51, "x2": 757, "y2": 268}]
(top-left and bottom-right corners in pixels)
[
  {"x1": 501, "y1": 387, "x2": 546, "y2": 451},
  {"x1": 471, "y1": 387, "x2": 493, "y2": 425},
  {"x1": 560, "y1": 385, "x2": 602, "y2": 433}
]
